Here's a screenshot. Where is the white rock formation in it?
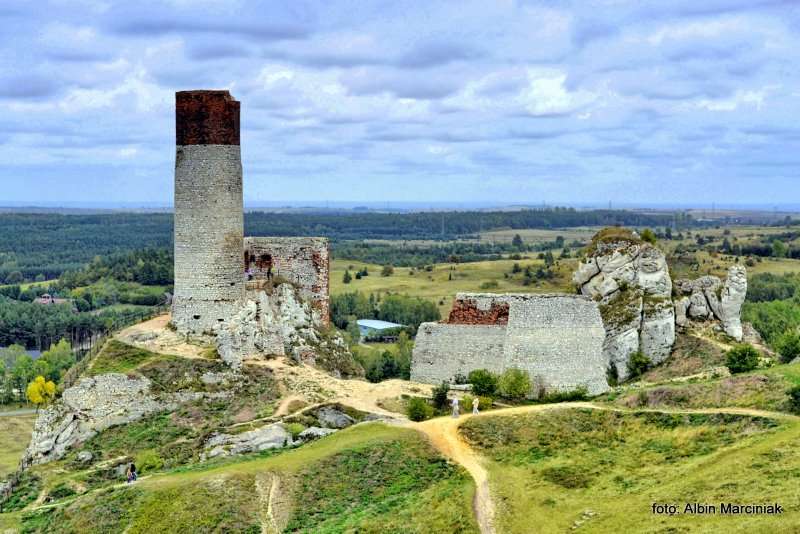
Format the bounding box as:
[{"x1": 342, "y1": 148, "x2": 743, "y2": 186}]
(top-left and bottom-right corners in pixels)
[
  {"x1": 675, "y1": 265, "x2": 747, "y2": 341},
  {"x1": 202, "y1": 423, "x2": 294, "y2": 459},
  {"x1": 574, "y1": 239, "x2": 675, "y2": 381},
  {"x1": 24, "y1": 374, "x2": 171, "y2": 466},
  {"x1": 216, "y1": 283, "x2": 346, "y2": 371}
]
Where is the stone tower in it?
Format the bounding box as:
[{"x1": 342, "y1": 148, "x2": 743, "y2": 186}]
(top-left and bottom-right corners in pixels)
[{"x1": 172, "y1": 90, "x2": 245, "y2": 335}]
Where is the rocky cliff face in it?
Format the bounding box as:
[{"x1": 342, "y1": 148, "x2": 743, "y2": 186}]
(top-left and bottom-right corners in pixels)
[
  {"x1": 574, "y1": 229, "x2": 749, "y2": 382},
  {"x1": 216, "y1": 283, "x2": 360, "y2": 377},
  {"x1": 574, "y1": 236, "x2": 675, "y2": 381},
  {"x1": 674, "y1": 265, "x2": 747, "y2": 341},
  {"x1": 24, "y1": 374, "x2": 175, "y2": 466}
]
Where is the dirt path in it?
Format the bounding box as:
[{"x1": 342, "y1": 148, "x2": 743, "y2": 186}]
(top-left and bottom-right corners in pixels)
[
  {"x1": 407, "y1": 401, "x2": 795, "y2": 534},
  {"x1": 116, "y1": 314, "x2": 212, "y2": 359}
]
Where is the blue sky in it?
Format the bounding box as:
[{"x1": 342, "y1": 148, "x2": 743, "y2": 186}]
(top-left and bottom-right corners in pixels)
[{"x1": 0, "y1": 0, "x2": 798, "y2": 207}]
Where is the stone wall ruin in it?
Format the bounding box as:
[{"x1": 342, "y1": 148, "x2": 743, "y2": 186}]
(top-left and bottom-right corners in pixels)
[
  {"x1": 244, "y1": 237, "x2": 330, "y2": 325},
  {"x1": 411, "y1": 293, "x2": 610, "y2": 396}
]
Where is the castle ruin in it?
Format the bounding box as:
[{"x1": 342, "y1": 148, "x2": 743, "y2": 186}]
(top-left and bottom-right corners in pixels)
[
  {"x1": 411, "y1": 293, "x2": 610, "y2": 396},
  {"x1": 172, "y1": 90, "x2": 330, "y2": 336}
]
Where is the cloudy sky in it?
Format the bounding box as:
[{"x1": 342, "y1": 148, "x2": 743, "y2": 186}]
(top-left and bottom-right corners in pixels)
[{"x1": 0, "y1": 0, "x2": 798, "y2": 207}]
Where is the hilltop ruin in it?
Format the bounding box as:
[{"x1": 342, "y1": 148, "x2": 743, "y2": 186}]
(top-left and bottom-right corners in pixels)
[{"x1": 411, "y1": 293, "x2": 610, "y2": 396}]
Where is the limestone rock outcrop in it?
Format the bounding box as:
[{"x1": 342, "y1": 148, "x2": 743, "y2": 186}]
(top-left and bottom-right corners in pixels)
[
  {"x1": 23, "y1": 374, "x2": 171, "y2": 466},
  {"x1": 216, "y1": 283, "x2": 358, "y2": 377},
  {"x1": 674, "y1": 265, "x2": 747, "y2": 341},
  {"x1": 574, "y1": 236, "x2": 675, "y2": 381},
  {"x1": 202, "y1": 423, "x2": 294, "y2": 460}
]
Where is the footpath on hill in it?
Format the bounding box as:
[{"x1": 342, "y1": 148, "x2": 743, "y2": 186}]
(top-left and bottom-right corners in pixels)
[
  {"x1": 114, "y1": 315, "x2": 798, "y2": 534},
  {"x1": 406, "y1": 402, "x2": 798, "y2": 534}
]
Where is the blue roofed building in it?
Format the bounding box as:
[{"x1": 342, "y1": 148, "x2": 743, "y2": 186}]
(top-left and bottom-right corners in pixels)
[{"x1": 357, "y1": 319, "x2": 403, "y2": 340}]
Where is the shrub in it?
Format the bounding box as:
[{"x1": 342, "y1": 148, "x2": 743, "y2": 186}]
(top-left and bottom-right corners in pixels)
[
  {"x1": 627, "y1": 351, "x2": 651, "y2": 379},
  {"x1": 788, "y1": 386, "x2": 800, "y2": 414},
  {"x1": 136, "y1": 450, "x2": 164, "y2": 473},
  {"x1": 776, "y1": 332, "x2": 800, "y2": 363},
  {"x1": 498, "y1": 368, "x2": 532, "y2": 400},
  {"x1": 540, "y1": 387, "x2": 589, "y2": 403},
  {"x1": 407, "y1": 397, "x2": 433, "y2": 422},
  {"x1": 477, "y1": 395, "x2": 494, "y2": 411},
  {"x1": 726, "y1": 344, "x2": 760, "y2": 374},
  {"x1": 468, "y1": 369, "x2": 498, "y2": 397},
  {"x1": 285, "y1": 423, "x2": 306, "y2": 439},
  {"x1": 381, "y1": 265, "x2": 394, "y2": 277},
  {"x1": 640, "y1": 228, "x2": 657, "y2": 245},
  {"x1": 431, "y1": 382, "x2": 450, "y2": 410}
]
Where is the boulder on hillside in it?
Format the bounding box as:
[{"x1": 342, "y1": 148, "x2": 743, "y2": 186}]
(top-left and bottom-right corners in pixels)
[{"x1": 675, "y1": 265, "x2": 747, "y2": 341}]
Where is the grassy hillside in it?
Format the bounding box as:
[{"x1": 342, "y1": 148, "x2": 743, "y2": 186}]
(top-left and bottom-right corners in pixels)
[
  {"x1": 331, "y1": 258, "x2": 577, "y2": 315},
  {"x1": 0, "y1": 413, "x2": 35, "y2": 479},
  {"x1": 19, "y1": 424, "x2": 477, "y2": 534},
  {"x1": 461, "y1": 408, "x2": 798, "y2": 533},
  {"x1": 607, "y1": 362, "x2": 800, "y2": 414}
]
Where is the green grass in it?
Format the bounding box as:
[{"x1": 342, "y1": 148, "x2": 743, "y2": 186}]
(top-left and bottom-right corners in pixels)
[
  {"x1": 19, "y1": 423, "x2": 477, "y2": 534},
  {"x1": 332, "y1": 258, "x2": 577, "y2": 315},
  {"x1": 461, "y1": 408, "x2": 797, "y2": 533},
  {"x1": 608, "y1": 362, "x2": 800, "y2": 414},
  {"x1": 88, "y1": 339, "x2": 163, "y2": 375},
  {"x1": 0, "y1": 413, "x2": 36, "y2": 479}
]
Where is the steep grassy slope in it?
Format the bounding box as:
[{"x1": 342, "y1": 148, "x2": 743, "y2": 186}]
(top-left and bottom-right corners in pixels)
[
  {"x1": 0, "y1": 413, "x2": 35, "y2": 479},
  {"x1": 461, "y1": 408, "x2": 798, "y2": 533},
  {"x1": 19, "y1": 424, "x2": 477, "y2": 533},
  {"x1": 608, "y1": 361, "x2": 800, "y2": 413}
]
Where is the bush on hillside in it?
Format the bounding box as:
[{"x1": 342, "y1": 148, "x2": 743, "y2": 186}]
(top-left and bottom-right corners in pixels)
[
  {"x1": 776, "y1": 332, "x2": 800, "y2": 363},
  {"x1": 431, "y1": 381, "x2": 450, "y2": 410},
  {"x1": 787, "y1": 386, "x2": 800, "y2": 414},
  {"x1": 725, "y1": 344, "x2": 761, "y2": 374},
  {"x1": 627, "y1": 351, "x2": 651, "y2": 379},
  {"x1": 498, "y1": 368, "x2": 532, "y2": 400},
  {"x1": 468, "y1": 369, "x2": 498, "y2": 397},
  {"x1": 407, "y1": 397, "x2": 433, "y2": 422}
]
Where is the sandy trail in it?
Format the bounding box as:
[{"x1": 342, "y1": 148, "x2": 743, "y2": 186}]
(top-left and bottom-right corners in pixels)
[
  {"x1": 406, "y1": 401, "x2": 796, "y2": 534},
  {"x1": 116, "y1": 314, "x2": 211, "y2": 359}
]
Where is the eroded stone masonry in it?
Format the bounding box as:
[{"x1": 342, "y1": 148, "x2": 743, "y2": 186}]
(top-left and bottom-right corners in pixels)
[
  {"x1": 412, "y1": 293, "x2": 610, "y2": 396},
  {"x1": 244, "y1": 237, "x2": 330, "y2": 325},
  {"x1": 171, "y1": 90, "x2": 342, "y2": 371}
]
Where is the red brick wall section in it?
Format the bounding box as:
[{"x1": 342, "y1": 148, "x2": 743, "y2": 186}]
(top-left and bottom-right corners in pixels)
[
  {"x1": 176, "y1": 90, "x2": 240, "y2": 146},
  {"x1": 447, "y1": 301, "x2": 510, "y2": 325}
]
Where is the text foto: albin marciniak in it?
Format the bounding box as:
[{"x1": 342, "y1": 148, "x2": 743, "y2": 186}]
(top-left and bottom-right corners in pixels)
[{"x1": 652, "y1": 502, "x2": 784, "y2": 515}]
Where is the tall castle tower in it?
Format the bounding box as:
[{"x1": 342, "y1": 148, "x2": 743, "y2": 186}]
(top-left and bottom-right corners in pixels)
[{"x1": 172, "y1": 90, "x2": 245, "y2": 334}]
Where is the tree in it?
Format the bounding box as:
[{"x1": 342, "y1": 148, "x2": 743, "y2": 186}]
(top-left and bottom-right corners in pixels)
[
  {"x1": 26, "y1": 375, "x2": 56, "y2": 409},
  {"x1": 512, "y1": 234, "x2": 524, "y2": 249},
  {"x1": 498, "y1": 368, "x2": 532, "y2": 400},
  {"x1": 40, "y1": 339, "x2": 74, "y2": 382},
  {"x1": 431, "y1": 381, "x2": 451, "y2": 410},
  {"x1": 773, "y1": 240, "x2": 788, "y2": 258},
  {"x1": 640, "y1": 229, "x2": 657, "y2": 244},
  {"x1": 12, "y1": 355, "x2": 35, "y2": 402},
  {"x1": 788, "y1": 385, "x2": 800, "y2": 414},
  {"x1": 726, "y1": 344, "x2": 760, "y2": 374},
  {"x1": 407, "y1": 397, "x2": 433, "y2": 422},
  {"x1": 511, "y1": 263, "x2": 522, "y2": 274},
  {"x1": 345, "y1": 315, "x2": 361, "y2": 344},
  {"x1": 468, "y1": 369, "x2": 498, "y2": 397},
  {"x1": 381, "y1": 265, "x2": 394, "y2": 277},
  {"x1": 342, "y1": 270, "x2": 352, "y2": 284},
  {"x1": 5, "y1": 271, "x2": 23, "y2": 284},
  {"x1": 777, "y1": 332, "x2": 800, "y2": 363},
  {"x1": 627, "y1": 351, "x2": 651, "y2": 379}
]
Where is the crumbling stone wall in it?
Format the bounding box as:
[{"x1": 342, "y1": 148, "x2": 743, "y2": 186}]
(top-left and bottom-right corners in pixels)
[
  {"x1": 173, "y1": 90, "x2": 245, "y2": 335},
  {"x1": 411, "y1": 324, "x2": 506, "y2": 383},
  {"x1": 503, "y1": 297, "x2": 608, "y2": 395},
  {"x1": 411, "y1": 293, "x2": 609, "y2": 395},
  {"x1": 244, "y1": 237, "x2": 330, "y2": 325}
]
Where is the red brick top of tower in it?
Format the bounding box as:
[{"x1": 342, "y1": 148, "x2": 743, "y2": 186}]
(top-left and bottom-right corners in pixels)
[{"x1": 176, "y1": 90, "x2": 240, "y2": 146}]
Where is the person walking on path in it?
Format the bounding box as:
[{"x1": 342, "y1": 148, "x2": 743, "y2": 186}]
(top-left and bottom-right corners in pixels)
[
  {"x1": 126, "y1": 463, "x2": 137, "y2": 484},
  {"x1": 472, "y1": 397, "x2": 480, "y2": 415},
  {"x1": 451, "y1": 397, "x2": 460, "y2": 418}
]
